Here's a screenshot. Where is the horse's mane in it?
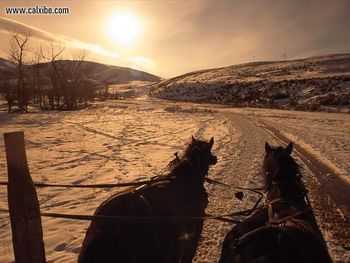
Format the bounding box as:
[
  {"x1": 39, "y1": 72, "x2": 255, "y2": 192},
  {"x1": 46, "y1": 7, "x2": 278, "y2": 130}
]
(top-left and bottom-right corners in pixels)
[
  {"x1": 166, "y1": 141, "x2": 210, "y2": 182},
  {"x1": 167, "y1": 152, "x2": 181, "y2": 170},
  {"x1": 168, "y1": 144, "x2": 197, "y2": 177}
]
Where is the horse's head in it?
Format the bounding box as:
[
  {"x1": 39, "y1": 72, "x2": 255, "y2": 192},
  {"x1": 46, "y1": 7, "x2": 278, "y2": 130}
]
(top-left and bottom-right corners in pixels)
[
  {"x1": 190, "y1": 135, "x2": 217, "y2": 164},
  {"x1": 263, "y1": 142, "x2": 301, "y2": 193},
  {"x1": 181, "y1": 136, "x2": 217, "y2": 178}
]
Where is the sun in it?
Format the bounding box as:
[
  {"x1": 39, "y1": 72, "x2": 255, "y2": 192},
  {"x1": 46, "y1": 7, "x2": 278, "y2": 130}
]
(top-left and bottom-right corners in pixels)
[{"x1": 107, "y1": 13, "x2": 140, "y2": 45}]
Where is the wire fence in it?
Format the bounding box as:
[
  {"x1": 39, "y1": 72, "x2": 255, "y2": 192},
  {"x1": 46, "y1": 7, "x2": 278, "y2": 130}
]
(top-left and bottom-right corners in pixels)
[{"x1": 0, "y1": 176, "x2": 264, "y2": 224}]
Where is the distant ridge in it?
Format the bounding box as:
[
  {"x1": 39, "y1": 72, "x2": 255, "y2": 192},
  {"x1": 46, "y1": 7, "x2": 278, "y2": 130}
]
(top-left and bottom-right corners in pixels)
[
  {"x1": 150, "y1": 54, "x2": 350, "y2": 112},
  {"x1": 0, "y1": 57, "x2": 161, "y2": 84},
  {"x1": 0, "y1": 57, "x2": 16, "y2": 77}
]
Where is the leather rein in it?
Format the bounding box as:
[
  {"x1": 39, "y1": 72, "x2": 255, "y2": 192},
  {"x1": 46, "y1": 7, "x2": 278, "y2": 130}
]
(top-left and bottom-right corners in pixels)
[{"x1": 230, "y1": 194, "x2": 312, "y2": 250}]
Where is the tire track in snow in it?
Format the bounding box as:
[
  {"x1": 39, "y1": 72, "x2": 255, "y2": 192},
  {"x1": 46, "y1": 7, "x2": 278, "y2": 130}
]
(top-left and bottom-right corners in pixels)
[{"x1": 194, "y1": 112, "x2": 277, "y2": 262}]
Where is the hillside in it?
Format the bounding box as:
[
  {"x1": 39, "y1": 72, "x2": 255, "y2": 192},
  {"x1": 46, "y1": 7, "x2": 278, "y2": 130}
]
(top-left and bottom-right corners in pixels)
[
  {"x1": 150, "y1": 54, "x2": 350, "y2": 112},
  {"x1": 0, "y1": 58, "x2": 161, "y2": 84},
  {"x1": 50, "y1": 60, "x2": 161, "y2": 84},
  {"x1": 0, "y1": 58, "x2": 16, "y2": 77}
]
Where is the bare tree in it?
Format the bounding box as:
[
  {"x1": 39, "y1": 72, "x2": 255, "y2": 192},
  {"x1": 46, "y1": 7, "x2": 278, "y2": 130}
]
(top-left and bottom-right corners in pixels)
[
  {"x1": 31, "y1": 49, "x2": 46, "y2": 109},
  {"x1": 61, "y1": 50, "x2": 87, "y2": 109},
  {"x1": 40, "y1": 46, "x2": 96, "y2": 110},
  {"x1": 6, "y1": 29, "x2": 31, "y2": 112},
  {"x1": 41, "y1": 42, "x2": 65, "y2": 109},
  {"x1": 3, "y1": 30, "x2": 97, "y2": 112}
]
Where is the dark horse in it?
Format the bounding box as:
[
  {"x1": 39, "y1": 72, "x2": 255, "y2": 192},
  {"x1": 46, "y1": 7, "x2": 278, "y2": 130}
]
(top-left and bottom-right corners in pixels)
[
  {"x1": 219, "y1": 142, "x2": 332, "y2": 263},
  {"x1": 78, "y1": 136, "x2": 217, "y2": 263}
]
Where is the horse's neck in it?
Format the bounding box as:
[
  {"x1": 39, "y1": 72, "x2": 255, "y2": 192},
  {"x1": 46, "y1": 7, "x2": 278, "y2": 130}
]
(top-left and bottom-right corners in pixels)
[
  {"x1": 170, "y1": 159, "x2": 207, "y2": 185},
  {"x1": 266, "y1": 179, "x2": 307, "y2": 208}
]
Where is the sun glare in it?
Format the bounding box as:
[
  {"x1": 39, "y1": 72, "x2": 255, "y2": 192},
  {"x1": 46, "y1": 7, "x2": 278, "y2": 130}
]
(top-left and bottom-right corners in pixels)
[{"x1": 108, "y1": 13, "x2": 140, "y2": 45}]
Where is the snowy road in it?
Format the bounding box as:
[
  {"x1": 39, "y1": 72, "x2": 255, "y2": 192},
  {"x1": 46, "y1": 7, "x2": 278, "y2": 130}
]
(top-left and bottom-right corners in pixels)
[
  {"x1": 0, "y1": 98, "x2": 349, "y2": 262},
  {"x1": 195, "y1": 109, "x2": 349, "y2": 262}
]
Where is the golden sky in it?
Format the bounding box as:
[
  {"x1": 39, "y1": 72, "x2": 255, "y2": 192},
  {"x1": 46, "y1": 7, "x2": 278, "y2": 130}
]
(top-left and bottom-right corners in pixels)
[{"x1": 1, "y1": 0, "x2": 350, "y2": 78}]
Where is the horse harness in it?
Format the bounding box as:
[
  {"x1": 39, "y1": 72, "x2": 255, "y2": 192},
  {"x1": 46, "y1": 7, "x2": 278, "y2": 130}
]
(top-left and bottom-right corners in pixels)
[
  {"x1": 130, "y1": 174, "x2": 208, "y2": 222},
  {"x1": 126, "y1": 174, "x2": 208, "y2": 259},
  {"x1": 229, "y1": 196, "x2": 311, "y2": 251}
]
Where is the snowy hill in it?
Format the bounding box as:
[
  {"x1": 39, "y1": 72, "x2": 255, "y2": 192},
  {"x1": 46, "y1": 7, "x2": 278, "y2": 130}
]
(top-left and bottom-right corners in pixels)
[
  {"x1": 0, "y1": 57, "x2": 161, "y2": 84},
  {"x1": 49, "y1": 60, "x2": 161, "y2": 84},
  {"x1": 150, "y1": 54, "x2": 350, "y2": 112}
]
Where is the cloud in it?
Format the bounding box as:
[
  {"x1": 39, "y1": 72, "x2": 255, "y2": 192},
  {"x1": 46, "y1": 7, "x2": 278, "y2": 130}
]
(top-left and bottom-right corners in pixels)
[
  {"x1": 127, "y1": 56, "x2": 156, "y2": 71},
  {"x1": 2, "y1": 0, "x2": 348, "y2": 78},
  {"x1": 0, "y1": 17, "x2": 158, "y2": 74},
  {"x1": 0, "y1": 16, "x2": 119, "y2": 58},
  {"x1": 136, "y1": 0, "x2": 350, "y2": 76}
]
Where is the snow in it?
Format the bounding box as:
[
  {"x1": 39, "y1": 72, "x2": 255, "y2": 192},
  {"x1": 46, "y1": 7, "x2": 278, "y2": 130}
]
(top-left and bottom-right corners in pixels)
[
  {"x1": 0, "y1": 99, "x2": 349, "y2": 262},
  {"x1": 151, "y1": 54, "x2": 350, "y2": 112},
  {"x1": 230, "y1": 107, "x2": 350, "y2": 184},
  {"x1": 0, "y1": 100, "x2": 232, "y2": 262}
]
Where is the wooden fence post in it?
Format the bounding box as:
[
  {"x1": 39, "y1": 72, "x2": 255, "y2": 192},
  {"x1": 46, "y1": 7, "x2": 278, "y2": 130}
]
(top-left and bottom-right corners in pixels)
[{"x1": 4, "y1": 131, "x2": 46, "y2": 263}]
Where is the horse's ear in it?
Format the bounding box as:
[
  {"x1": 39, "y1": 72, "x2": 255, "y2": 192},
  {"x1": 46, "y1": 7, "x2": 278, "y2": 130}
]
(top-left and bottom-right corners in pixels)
[
  {"x1": 209, "y1": 137, "x2": 214, "y2": 148},
  {"x1": 285, "y1": 142, "x2": 293, "y2": 155},
  {"x1": 191, "y1": 135, "x2": 197, "y2": 143},
  {"x1": 265, "y1": 142, "x2": 272, "y2": 153}
]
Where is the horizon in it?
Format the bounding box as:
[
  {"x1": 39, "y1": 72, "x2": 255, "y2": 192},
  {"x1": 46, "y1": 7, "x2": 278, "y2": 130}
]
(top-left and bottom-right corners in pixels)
[
  {"x1": 3, "y1": 52, "x2": 349, "y2": 79},
  {"x1": 1, "y1": 0, "x2": 350, "y2": 78}
]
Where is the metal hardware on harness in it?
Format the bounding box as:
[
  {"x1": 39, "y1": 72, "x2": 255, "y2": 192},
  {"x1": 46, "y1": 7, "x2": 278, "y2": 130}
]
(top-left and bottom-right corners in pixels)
[{"x1": 230, "y1": 197, "x2": 312, "y2": 251}]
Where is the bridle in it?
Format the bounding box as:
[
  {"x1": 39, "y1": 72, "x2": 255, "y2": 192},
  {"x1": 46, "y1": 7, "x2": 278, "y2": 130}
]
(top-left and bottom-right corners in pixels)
[{"x1": 262, "y1": 169, "x2": 311, "y2": 228}]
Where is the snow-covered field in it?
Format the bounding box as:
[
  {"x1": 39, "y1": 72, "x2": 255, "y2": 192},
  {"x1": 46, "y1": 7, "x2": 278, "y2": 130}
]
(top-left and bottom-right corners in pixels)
[
  {"x1": 0, "y1": 100, "x2": 238, "y2": 263},
  {"x1": 0, "y1": 99, "x2": 349, "y2": 262}
]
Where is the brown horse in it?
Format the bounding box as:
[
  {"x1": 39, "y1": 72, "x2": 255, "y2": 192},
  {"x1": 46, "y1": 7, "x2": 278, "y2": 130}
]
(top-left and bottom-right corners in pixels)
[
  {"x1": 219, "y1": 142, "x2": 332, "y2": 263},
  {"x1": 78, "y1": 136, "x2": 217, "y2": 263}
]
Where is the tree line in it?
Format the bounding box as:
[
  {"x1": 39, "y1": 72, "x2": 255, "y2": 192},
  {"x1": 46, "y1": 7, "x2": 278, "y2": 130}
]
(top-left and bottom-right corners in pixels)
[{"x1": 0, "y1": 30, "x2": 107, "y2": 113}]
